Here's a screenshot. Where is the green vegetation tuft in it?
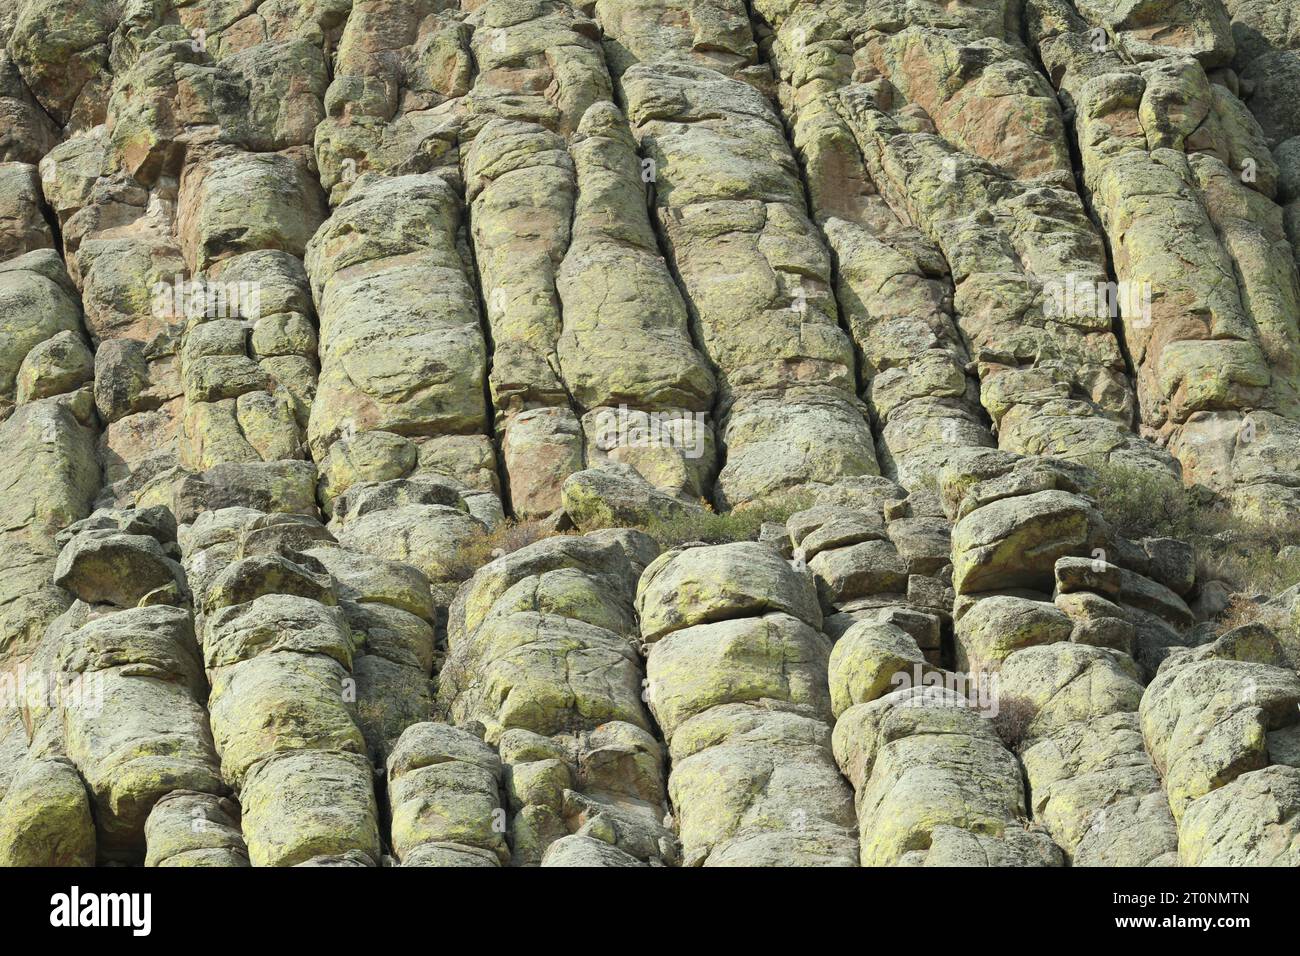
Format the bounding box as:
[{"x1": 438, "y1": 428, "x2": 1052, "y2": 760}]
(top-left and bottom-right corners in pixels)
[
  {"x1": 1090, "y1": 464, "x2": 1300, "y2": 599},
  {"x1": 633, "y1": 495, "x2": 814, "y2": 549}
]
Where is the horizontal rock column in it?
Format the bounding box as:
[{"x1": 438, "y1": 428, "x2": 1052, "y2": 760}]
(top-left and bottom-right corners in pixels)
[
  {"x1": 637, "y1": 540, "x2": 857, "y2": 866},
  {"x1": 440, "y1": 534, "x2": 676, "y2": 866},
  {"x1": 386, "y1": 721, "x2": 508, "y2": 867},
  {"x1": 182, "y1": 506, "x2": 381, "y2": 867}
]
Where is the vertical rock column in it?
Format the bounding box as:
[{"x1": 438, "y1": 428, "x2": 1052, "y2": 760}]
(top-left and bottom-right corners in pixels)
[
  {"x1": 19, "y1": 507, "x2": 231, "y2": 864},
  {"x1": 832, "y1": 684, "x2": 1063, "y2": 866},
  {"x1": 1029, "y1": 0, "x2": 1300, "y2": 521},
  {"x1": 311, "y1": 0, "x2": 505, "y2": 520},
  {"x1": 462, "y1": 117, "x2": 585, "y2": 517},
  {"x1": 304, "y1": 542, "x2": 440, "y2": 766},
  {"x1": 181, "y1": 506, "x2": 381, "y2": 866},
  {"x1": 943, "y1": 452, "x2": 1184, "y2": 864},
  {"x1": 458, "y1": 0, "x2": 719, "y2": 512},
  {"x1": 440, "y1": 534, "x2": 677, "y2": 865},
  {"x1": 557, "y1": 101, "x2": 718, "y2": 499},
  {"x1": 748, "y1": 0, "x2": 997, "y2": 489},
  {"x1": 159, "y1": 13, "x2": 334, "y2": 478},
  {"x1": 304, "y1": 168, "x2": 493, "y2": 493},
  {"x1": 386, "y1": 721, "x2": 509, "y2": 867},
  {"x1": 831, "y1": 86, "x2": 1175, "y2": 476},
  {"x1": 594, "y1": 3, "x2": 882, "y2": 508},
  {"x1": 0, "y1": 181, "x2": 97, "y2": 669},
  {"x1": 754, "y1": 0, "x2": 1172, "y2": 477},
  {"x1": 636, "y1": 540, "x2": 858, "y2": 865},
  {"x1": 304, "y1": 174, "x2": 498, "y2": 631},
  {"x1": 0, "y1": 163, "x2": 99, "y2": 804},
  {"x1": 1222, "y1": 0, "x2": 1300, "y2": 270}
]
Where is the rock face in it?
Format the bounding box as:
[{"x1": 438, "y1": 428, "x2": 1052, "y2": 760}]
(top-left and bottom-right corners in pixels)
[{"x1": 3, "y1": 0, "x2": 1300, "y2": 870}]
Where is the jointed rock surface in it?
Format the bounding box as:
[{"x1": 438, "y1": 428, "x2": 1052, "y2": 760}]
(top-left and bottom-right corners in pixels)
[{"x1": 1, "y1": 0, "x2": 1299, "y2": 868}]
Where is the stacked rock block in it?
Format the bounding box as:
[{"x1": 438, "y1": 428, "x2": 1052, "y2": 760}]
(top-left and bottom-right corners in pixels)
[
  {"x1": 942, "y1": 452, "x2": 1197, "y2": 864},
  {"x1": 1, "y1": 506, "x2": 232, "y2": 866},
  {"x1": 386, "y1": 721, "x2": 509, "y2": 867},
  {"x1": 304, "y1": 542, "x2": 439, "y2": 765},
  {"x1": 181, "y1": 506, "x2": 381, "y2": 866},
  {"x1": 1142, "y1": 627, "x2": 1300, "y2": 865},
  {"x1": 636, "y1": 541, "x2": 858, "y2": 866},
  {"x1": 594, "y1": 2, "x2": 882, "y2": 509},
  {"x1": 440, "y1": 533, "x2": 677, "y2": 866},
  {"x1": 786, "y1": 477, "x2": 955, "y2": 667},
  {"x1": 1029, "y1": 0, "x2": 1300, "y2": 521},
  {"x1": 163, "y1": 7, "x2": 330, "y2": 475},
  {"x1": 144, "y1": 790, "x2": 250, "y2": 867},
  {"x1": 832, "y1": 685, "x2": 1062, "y2": 866}
]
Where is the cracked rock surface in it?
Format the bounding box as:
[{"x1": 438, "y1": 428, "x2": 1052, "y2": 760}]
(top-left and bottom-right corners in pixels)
[{"x1": 3, "y1": 0, "x2": 1300, "y2": 868}]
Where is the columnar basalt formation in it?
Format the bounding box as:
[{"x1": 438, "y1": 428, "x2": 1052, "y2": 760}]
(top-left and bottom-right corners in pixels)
[
  {"x1": 181, "y1": 506, "x2": 381, "y2": 867},
  {"x1": 1028, "y1": 0, "x2": 1300, "y2": 522},
  {"x1": 1, "y1": 506, "x2": 227, "y2": 865},
  {"x1": 4, "y1": 0, "x2": 1300, "y2": 870},
  {"x1": 636, "y1": 541, "x2": 858, "y2": 865},
  {"x1": 1140, "y1": 629, "x2": 1300, "y2": 864},
  {"x1": 747, "y1": 0, "x2": 1176, "y2": 489},
  {"x1": 386, "y1": 721, "x2": 509, "y2": 867},
  {"x1": 941, "y1": 452, "x2": 1191, "y2": 864},
  {"x1": 594, "y1": 4, "x2": 882, "y2": 509},
  {"x1": 440, "y1": 533, "x2": 677, "y2": 865}
]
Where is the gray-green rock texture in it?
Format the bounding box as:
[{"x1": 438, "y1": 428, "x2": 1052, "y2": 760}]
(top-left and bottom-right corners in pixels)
[{"x1": 2, "y1": 0, "x2": 1300, "y2": 869}]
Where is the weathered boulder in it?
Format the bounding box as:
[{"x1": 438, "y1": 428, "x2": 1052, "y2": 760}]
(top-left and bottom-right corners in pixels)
[
  {"x1": 387, "y1": 722, "x2": 508, "y2": 867},
  {"x1": 637, "y1": 541, "x2": 822, "y2": 643},
  {"x1": 0, "y1": 756, "x2": 95, "y2": 866},
  {"x1": 144, "y1": 791, "x2": 249, "y2": 868}
]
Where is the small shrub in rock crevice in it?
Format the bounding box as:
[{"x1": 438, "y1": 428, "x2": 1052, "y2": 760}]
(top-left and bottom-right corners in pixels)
[
  {"x1": 634, "y1": 495, "x2": 814, "y2": 549},
  {"x1": 1090, "y1": 464, "x2": 1300, "y2": 600},
  {"x1": 445, "y1": 518, "x2": 570, "y2": 580},
  {"x1": 991, "y1": 695, "x2": 1038, "y2": 751}
]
